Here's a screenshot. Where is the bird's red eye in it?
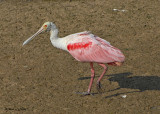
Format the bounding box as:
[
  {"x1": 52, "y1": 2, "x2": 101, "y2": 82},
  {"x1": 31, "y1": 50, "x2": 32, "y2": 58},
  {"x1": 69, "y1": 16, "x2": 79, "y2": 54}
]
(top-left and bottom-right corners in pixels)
[{"x1": 45, "y1": 25, "x2": 47, "y2": 27}]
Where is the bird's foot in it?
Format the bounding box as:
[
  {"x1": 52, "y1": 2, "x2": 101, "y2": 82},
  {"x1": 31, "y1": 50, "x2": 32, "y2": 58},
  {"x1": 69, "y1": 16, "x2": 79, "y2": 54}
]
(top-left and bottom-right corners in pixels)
[
  {"x1": 76, "y1": 91, "x2": 94, "y2": 96},
  {"x1": 96, "y1": 82, "x2": 103, "y2": 93}
]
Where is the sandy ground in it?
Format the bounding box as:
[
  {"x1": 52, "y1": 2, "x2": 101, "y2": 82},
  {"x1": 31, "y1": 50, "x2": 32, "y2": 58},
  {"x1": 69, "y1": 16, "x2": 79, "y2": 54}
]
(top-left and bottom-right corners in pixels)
[{"x1": 0, "y1": 0, "x2": 160, "y2": 113}]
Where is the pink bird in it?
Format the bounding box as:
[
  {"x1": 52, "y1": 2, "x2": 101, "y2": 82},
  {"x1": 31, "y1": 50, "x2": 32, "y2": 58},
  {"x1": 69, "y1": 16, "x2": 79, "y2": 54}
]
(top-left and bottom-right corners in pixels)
[{"x1": 23, "y1": 22, "x2": 125, "y2": 95}]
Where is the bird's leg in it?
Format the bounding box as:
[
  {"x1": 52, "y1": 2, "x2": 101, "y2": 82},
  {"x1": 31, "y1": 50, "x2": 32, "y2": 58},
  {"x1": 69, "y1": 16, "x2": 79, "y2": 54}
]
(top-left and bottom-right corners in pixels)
[
  {"x1": 87, "y1": 62, "x2": 95, "y2": 94},
  {"x1": 97, "y1": 63, "x2": 107, "y2": 93},
  {"x1": 77, "y1": 63, "x2": 95, "y2": 96}
]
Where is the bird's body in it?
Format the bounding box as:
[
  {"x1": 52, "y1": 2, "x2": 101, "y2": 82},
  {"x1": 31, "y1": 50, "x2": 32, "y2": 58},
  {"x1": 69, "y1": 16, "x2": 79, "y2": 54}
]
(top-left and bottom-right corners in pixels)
[
  {"x1": 50, "y1": 29, "x2": 124, "y2": 65},
  {"x1": 23, "y1": 22, "x2": 125, "y2": 95}
]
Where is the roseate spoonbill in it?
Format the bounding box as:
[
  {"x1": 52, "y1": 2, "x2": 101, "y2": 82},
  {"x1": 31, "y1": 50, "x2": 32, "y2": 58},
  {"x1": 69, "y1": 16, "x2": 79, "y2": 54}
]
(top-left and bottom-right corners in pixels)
[{"x1": 23, "y1": 22, "x2": 125, "y2": 95}]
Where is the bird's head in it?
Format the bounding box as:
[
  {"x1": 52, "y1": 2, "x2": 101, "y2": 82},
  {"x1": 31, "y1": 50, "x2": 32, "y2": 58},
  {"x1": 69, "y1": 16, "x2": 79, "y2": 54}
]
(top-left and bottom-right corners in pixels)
[
  {"x1": 42, "y1": 22, "x2": 52, "y2": 32},
  {"x1": 23, "y1": 22, "x2": 55, "y2": 46}
]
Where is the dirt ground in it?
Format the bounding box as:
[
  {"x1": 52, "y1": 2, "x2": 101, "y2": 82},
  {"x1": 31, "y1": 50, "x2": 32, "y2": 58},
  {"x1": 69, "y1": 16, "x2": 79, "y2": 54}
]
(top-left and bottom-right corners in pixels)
[{"x1": 0, "y1": 0, "x2": 160, "y2": 113}]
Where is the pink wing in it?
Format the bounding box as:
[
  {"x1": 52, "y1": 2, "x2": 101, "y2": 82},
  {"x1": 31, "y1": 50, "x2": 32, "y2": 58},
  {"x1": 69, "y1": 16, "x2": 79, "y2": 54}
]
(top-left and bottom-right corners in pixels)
[{"x1": 66, "y1": 32, "x2": 125, "y2": 64}]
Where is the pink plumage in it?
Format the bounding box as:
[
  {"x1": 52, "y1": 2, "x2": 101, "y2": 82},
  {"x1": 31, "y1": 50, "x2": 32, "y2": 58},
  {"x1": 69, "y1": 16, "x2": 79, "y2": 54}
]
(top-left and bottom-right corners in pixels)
[{"x1": 67, "y1": 31, "x2": 125, "y2": 66}]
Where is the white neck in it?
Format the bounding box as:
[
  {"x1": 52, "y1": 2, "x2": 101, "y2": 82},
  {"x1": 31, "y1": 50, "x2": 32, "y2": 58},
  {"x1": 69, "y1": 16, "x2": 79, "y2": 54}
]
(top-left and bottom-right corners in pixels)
[
  {"x1": 50, "y1": 25, "x2": 68, "y2": 51},
  {"x1": 50, "y1": 28, "x2": 59, "y2": 40}
]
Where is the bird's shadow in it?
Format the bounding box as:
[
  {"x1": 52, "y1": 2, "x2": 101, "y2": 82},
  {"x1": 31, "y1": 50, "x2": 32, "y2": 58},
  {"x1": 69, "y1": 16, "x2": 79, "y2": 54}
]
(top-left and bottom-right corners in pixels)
[{"x1": 78, "y1": 72, "x2": 160, "y2": 98}]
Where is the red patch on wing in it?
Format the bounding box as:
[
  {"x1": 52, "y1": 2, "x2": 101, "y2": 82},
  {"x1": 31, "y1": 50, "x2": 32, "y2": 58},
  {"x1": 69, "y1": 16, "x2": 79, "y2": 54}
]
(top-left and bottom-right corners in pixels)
[{"x1": 67, "y1": 42, "x2": 92, "y2": 51}]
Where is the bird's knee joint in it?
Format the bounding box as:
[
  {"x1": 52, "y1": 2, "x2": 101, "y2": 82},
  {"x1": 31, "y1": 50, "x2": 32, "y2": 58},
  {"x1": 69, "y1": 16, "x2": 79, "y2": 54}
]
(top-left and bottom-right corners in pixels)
[
  {"x1": 104, "y1": 67, "x2": 107, "y2": 70},
  {"x1": 91, "y1": 69, "x2": 95, "y2": 73}
]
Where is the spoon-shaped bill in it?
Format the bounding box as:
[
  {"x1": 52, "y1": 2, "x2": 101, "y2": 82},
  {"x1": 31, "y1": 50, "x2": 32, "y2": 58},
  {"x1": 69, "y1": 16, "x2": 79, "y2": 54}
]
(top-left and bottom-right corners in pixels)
[{"x1": 23, "y1": 27, "x2": 44, "y2": 46}]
